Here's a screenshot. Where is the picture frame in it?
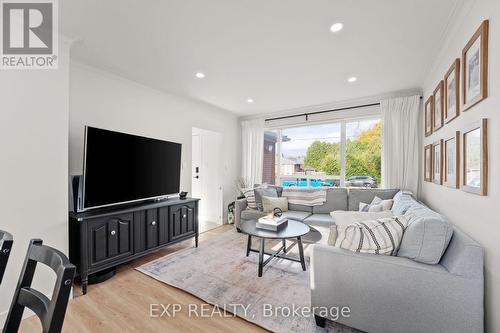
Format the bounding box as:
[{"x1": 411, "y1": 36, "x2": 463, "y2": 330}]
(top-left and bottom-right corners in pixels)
[
  {"x1": 432, "y1": 81, "x2": 444, "y2": 132},
  {"x1": 462, "y1": 119, "x2": 488, "y2": 195},
  {"x1": 444, "y1": 59, "x2": 460, "y2": 123},
  {"x1": 424, "y1": 144, "x2": 432, "y2": 182},
  {"x1": 444, "y1": 131, "x2": 460, "y2": 189},
  {"x1": 424, "y1": 96, "x2": 434, "y2": 137},
  {"x1": 462, "y1": 20, "x2": 489, "y2": 111},
  {"x1": 432, "y1": 139, "x2": 443, "y2": 185}
]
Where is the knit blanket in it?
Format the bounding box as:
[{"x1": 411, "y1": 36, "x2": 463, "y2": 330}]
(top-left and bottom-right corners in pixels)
[{"x1": 281, "y1": 187, "x2": 327, "y2": 206}]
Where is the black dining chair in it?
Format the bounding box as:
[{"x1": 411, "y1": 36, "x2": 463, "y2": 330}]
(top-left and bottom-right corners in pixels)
[
  {"x1": 2, "y1": 239, "x2": 76, "y2": 333},
  {"x1": 0, "y1": 229, "x2": 13, "y2": 285}
]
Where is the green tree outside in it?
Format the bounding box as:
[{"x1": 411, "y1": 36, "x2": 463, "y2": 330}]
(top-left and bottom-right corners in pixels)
[{"x1": 303, "y1": 122, "x2": 381, "y2": 184}]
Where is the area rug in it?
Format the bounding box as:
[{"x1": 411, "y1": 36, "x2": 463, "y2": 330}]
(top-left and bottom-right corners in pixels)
[{"x1": 136, "y1": 230, "x2": 360, "y2": 333}]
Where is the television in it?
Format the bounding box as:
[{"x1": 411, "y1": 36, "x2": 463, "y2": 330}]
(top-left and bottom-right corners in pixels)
[{"x1": 82, "y1": 126, "x2": 182, "y2": 210}]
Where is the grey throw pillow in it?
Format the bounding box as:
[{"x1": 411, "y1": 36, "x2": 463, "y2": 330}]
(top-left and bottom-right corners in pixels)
[
  {"x1": 254, "y1": 187, "x2": 278, "y2": 211},
  {"x1": 261, "y1": 196, "x2": 289, "y2": 213}
]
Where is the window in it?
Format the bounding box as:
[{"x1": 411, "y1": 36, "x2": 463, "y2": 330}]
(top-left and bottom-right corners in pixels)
[
  {"x1": 263, "y1": 118, "x2": 382, "y2": 188},
  {"x1": 346, "y1": 119, "x2": 382, "y2": 187}
]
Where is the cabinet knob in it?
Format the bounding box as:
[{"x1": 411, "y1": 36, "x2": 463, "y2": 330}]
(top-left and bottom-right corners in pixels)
[
  {"x1": 183, "y1": 214, "x2": 187, "y2": 218},
  {"x1": 151, "y1": 221, "x2": 157, "y2": 226},
  {"x1": 110, "y1": 230, "x2": 116, "y2": 236}
]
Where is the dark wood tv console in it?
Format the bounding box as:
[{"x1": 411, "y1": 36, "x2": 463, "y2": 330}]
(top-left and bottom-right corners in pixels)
[{"x1": 69, "y1": 198, "x2": 199, "y2": 294}]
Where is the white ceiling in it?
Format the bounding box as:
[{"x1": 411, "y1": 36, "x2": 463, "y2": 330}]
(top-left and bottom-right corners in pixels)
[{"x1": 61, "y1": 0, "x2": 462, "y2": 116}]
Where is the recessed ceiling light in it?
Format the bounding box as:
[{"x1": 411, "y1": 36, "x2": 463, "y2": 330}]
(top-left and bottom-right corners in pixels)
[
  {"x1": 330, "y1": 22, "x2": 344, "y2": 33},
  {"x1": 347, "y1": 76, "x2": 357, "y2": 83},
  {"x1": 247, "y1": 98, "x2": 254, "y2": 103},
  {"x1": 195, "y1": 72, "x2": 205, "y2": 79}
]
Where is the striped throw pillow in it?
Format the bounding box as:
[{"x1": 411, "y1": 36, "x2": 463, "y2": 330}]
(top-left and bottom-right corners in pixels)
[
  {"x1": 335, "y1": 214, "x2": 413, "y2": 255},
  {"x1": 242, "y1": 187, "x2": 257, "y2": 210}
]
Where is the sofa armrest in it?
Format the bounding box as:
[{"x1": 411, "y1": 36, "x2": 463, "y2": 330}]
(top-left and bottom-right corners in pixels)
[
  {"x1": 310, "y1": 244, "x2": 483, "y2": 333},
  {"x1": 234, "y1": 198, "x2": 247, "y2": 230}
]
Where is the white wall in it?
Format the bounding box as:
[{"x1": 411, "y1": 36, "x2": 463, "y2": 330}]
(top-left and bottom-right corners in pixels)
[
  {"x1": 0, "y1": 40, "x2": 70, "y2": 325},
  {"x1": 421, "y1": 0, "x2": 500, "y2": 331},
  {"x1": 69, "y1": 62, "x2": 240, "y2": 220}
]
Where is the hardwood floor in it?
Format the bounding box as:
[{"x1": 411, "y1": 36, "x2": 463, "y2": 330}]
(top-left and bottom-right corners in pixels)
[{"x1": 19, "y1": 225, "x2": 267, "y2": 333}]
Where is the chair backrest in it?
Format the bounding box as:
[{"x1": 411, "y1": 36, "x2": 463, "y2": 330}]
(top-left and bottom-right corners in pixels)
[
  {"x1": 0, "y1": 230, "x2": 13, "y2": 284},
  {"x1": 2, "y1": 239, "x2": 76, "y2": 333}
]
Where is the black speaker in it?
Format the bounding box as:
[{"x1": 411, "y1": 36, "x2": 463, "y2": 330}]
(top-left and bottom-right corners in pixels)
[{"x1": 71, "y1": 175, "x2": 84, "y2": 212}]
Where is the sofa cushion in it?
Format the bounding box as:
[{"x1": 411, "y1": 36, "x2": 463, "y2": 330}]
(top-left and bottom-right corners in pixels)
[
  {"x1": 262, "y1": 196, "x2": 288, "y2": 213},
  {"x1": 281, "y1": 210, "x2": 312, "y2": 222},
  {"x1": 288, "y1": 203, "x2": 313, "y2": 213},
  {"x1": 303, "y1": 214, "x2": 335, "y2": 227},
  {"x1": 254, "y1": 187, "x2": 278, "y2": 211},
  {"x1": 241, "y1": 209, "x2": 267, "y2": 221},
  {"x1": 393, "y1": 191, "x2": 454, "y2": 264},
  {"x1": 312, "y1": 188, "x2": 348, "y2": 214},
  {"x1": 348, "y1": 188, "x2": 399, "y2": 211}
]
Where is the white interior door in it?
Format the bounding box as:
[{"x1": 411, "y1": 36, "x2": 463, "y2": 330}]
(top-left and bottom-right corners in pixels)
[{"x1": 192, "y1": 128, "x2": 223, "y2": 228}]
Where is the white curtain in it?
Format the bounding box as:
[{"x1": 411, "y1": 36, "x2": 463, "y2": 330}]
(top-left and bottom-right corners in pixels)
[
  {"x1": 241, "y1": 119, "x2": 265, "y2": 186},
  {"x1": 381, "y1": 95, "x2": 421, "y2": 195}
]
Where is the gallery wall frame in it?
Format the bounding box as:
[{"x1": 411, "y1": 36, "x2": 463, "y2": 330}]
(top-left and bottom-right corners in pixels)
[
  {"x1": 444, "y1": 59, "x2": 460, "y2": 123},
  {"x1": 462, "y1": 20, "x2": 489, "y2": 111},
  {"x1": 444, "y1": 131, "x2": 460, "y2": 189},
  {"x1": 425, "y1": 96, "x2": 434, "y2": 137},
  {"x1": 462, "y1": 119, "x2": 488, "y2": 196},
  {"x1": 432, "y1": 139, "x2": 444, "y2": 185},
  {"x1": 433, "y1": 81, "x2": 444, "y2": 132},
  {"x1": 424, "y1": 144, "x2": 433, "y2": 182}
]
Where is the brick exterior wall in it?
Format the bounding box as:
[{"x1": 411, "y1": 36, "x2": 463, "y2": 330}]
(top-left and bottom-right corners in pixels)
[{"x1": 262, "y1": 139, "x2": 276, "y2": 184}]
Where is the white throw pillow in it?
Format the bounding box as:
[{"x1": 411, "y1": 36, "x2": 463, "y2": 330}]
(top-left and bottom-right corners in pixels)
[
  {"x1": 359, "y1": 196, "x2": 394, "y2": 212},
  {"x1": 242, "y1": 187, "x2": 257, "y2": 210},
  {"x1": 334, "y1": 214, "x2": 412, "y2": 255},
  {"x1": 371, "y1": 196, "x2": 394, "y2": 211},
  {"x1": 359, "y1": 202, "x2": 383, "y2": 212},
  {"x1": 328, "y1": 211, "x2": 394, "y2": 245}
]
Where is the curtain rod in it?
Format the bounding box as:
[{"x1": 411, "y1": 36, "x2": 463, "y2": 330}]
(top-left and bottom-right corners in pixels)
[{"x1": 265, "y1": 96, "x2": 423, "y2": 122}]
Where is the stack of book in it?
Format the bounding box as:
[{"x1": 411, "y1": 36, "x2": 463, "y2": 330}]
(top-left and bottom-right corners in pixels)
[{"x1": 256, "y1": 213, "x2": 288, "y2": 231}]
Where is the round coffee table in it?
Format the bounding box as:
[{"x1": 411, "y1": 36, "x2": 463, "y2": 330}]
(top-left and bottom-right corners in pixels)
[{"x1": 240, "y1": 219, "x2": 310, "y2": 277}]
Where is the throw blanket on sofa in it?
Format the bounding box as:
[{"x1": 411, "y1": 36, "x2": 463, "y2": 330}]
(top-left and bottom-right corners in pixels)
[{"x1": 281, "y1": 187, "x2": 327, "y2": 206}]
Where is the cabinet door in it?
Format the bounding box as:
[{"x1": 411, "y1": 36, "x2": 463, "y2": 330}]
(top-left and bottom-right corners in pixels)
[
  {"x1": 169, "y1": 203, "x2": 196, "y2": 242},
  {"x1": 134, "y1": 209, "x2": 160, "y2": 253},
  {"x1": 146, "y1": 209, "x2": 159, "y2": 249},
  {"x1": 88, "y1": 213, "x2": 133, "y2": 268},
  {"x1": 158, "y1": 207, "x2": 169, "y2": 245}
]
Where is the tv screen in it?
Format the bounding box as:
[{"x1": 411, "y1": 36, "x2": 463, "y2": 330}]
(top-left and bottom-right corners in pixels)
[{"x1": 83, "y1": 126, "x2": 181, "y2": 209}]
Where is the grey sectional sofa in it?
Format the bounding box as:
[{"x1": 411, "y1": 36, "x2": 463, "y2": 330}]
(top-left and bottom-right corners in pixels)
[
  {"x1": 311, "y1": 191, "x2": 484, "y2": 333},
  {"x1": 235, "y1": 187, "x2": 484, "y2": 332},
  {"x1": 234, "y1": 186, "x2": 400, "y2": 230}
]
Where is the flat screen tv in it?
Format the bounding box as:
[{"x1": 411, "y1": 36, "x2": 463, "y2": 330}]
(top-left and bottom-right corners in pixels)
[{"x1": 83, "y1": 126, "x2": 182, "y2": 210}]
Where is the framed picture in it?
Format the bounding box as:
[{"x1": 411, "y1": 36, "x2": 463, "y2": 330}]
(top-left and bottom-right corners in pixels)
[
  {"x1": 462, "y1": 119, "x2": 488, "y2": 195},
  {"x1": 424, "y1": 144, "x2": 432, "y2": 182},
  {"x1": 462, "y1": 20, "x2": 489, "y2": 111},
  {"x1": 424, "y1": 96, "x2": 434, "y2": 137},
  {"x1": 433, "y1": 81, "x2": 444, "y2": 132},
  {"x1": 432, "y1": 139, "x2": 443, "y2": 185},
  {"x1": 444, "y1": 59, "x2": 460, "y2": 123},
  {"x1": 444, "y1": 131, "x2": 460, "y2": 188}
]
